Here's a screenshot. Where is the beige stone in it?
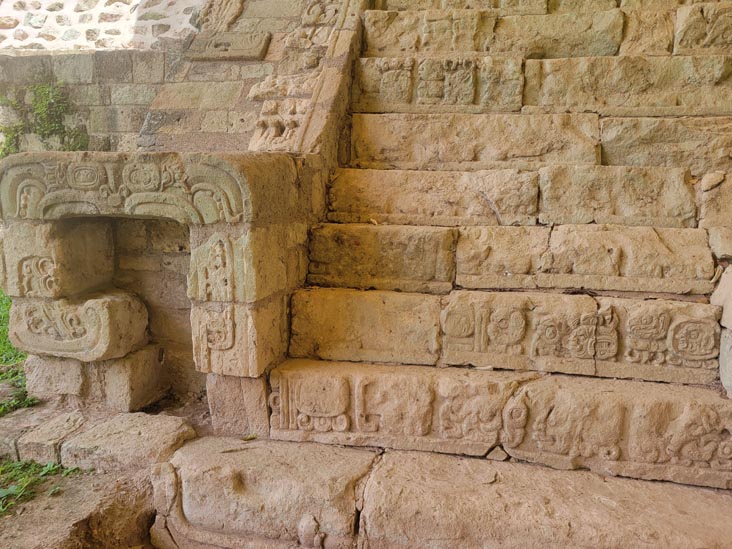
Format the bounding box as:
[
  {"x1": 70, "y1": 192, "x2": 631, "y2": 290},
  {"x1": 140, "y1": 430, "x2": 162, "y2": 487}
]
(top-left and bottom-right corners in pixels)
[
  {"x1": 526, "y1": 56, "x2": 732, "y2": 115},
  {"x1": 361, "y1": 450, "x2": 732, "y2": 549},
  {"x1": 549, "y1": 0, "x2": 618, "y2": 11},
  {"x1": 621, "y1": 0, "x2": 708, "y2": 7},
  {"x1": 187, "y1": 31, "x2": 272, "y2": 61},
  {"x1": 363, "y1": 9, "x2": 623, "y2": 58},
  {"x1": 270, "y1": 359, "x2": 536, "y2": 455},
  {"x1": 619, "y1": 10, "x2": 675, "y2": 55},
  {"x1": 17, "y1": 411, "x2": 86, "y2": 464},
  {"x1": 539, "y1": 225, "x2": 715, "y2": 294},
  {"x1": 353, "y1": 56, "x2": 524, "y2": 113},
  {"x1": 2, "y1": 220, "x2": 113, "y2": 298},
  {"x1": 206, "y1": 374, "x2": 270, "y2": 438},
  {"x1": 60, "y1": 413, "x2": 196, "y2": 473},
  {"x1": 700, "y1": 171, "x2": 732, "y2": 229},
  {"x1": 538, "y1": 165, "x2": 696, "y2": 227},
  {"x1": 0, "y1": 406, "x2": 57, "y2": 461},
  {"x1": 378, "y1": 0, "x2": 548, "y2": 12},
  {"x1": 290, "y1": 288, "x2": 441, "y2": 365},
  {"x1": 674, "y1": 2, "x2": 732, "y2": 55},
  {"x1": 456, "y1": 226, "x2": 550, "y2": 289},
  {"x1": 352, "y1": 113, "x2": 600, "y2": 169},
  {"x1": 191, "y1": 297, "x2": 288, "y2": 377},
  {"x1": 711, "y1": 266, "x2": 732, "y2": 328},
  {"x1": 308, "y1": 223, "x2": 457, "y2": 293},
  {"x1": 709, "y1": 226, "x2": 732, "y2": 259},
  {"x1": 24, "y1": 354, "x2": 85, "y2": 401},
  {"x1": 9, "y1": 290, "x2": 148, "y2": 362},
  {"x1": 601, "y1": 117, "x2": 732, "y2": 176},
  {"x1": 151, "y1": 438, "x2": 377, "y2": 548},
  {"x1": 328, "y1": 168, "x2": 538, "y2": 226},
  {"x1": 721, "y1": 328, "x2": 732, "y2": 397}
]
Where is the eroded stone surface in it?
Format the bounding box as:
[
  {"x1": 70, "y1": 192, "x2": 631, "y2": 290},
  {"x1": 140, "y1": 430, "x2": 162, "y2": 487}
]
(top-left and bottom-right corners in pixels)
[
  {"x1": 361, "y1": 450, "x2": 732, "y2": 548},
  {"x1": 351, "y1": 113, "x2": 600, "y2": 169},
  {"x1": 290, "y1": 288, "x2": 441, "y2": 365},
  {"x1": 17, "y1": 411, "x2": 86, "y2": 464},
  {"x1": 206, "y1": 373, "x2": 269, "y2": 438},
  {"x1": 674, "y1": 2, "x2": 732, "y2": 55},
  {"x1": 308, "y1": 223, "x2": 457, "y2": 293},
  {"x1": 2, "y1": 220, "x2": 113, "y2": 298},
  {"x1": 151, "y1": 437, "x2": 377, "y2": 548},
  {"x1": 328, "y1": 168, "x2": 538, "y2": 226},
  {"x1": 9, "y1": 290, "x2": 148, "y2": 362},
  {"x1": 699, "y1": 171, "x2": 732, "y2": 230},
  {"x1": 60, "y1": 413, "x2": 196, "y2": 473}
]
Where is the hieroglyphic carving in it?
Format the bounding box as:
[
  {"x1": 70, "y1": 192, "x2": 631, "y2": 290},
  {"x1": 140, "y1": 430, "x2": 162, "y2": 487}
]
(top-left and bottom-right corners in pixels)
[
  {"x1": 0, "y1": 153, "x2": 247, "y2": 224},
  {"x1": 187, "y1": 32, "x2": 272, "y2": 61},
  {"x1": 269, "y1": 360, "x2": 528, "y2": 455},
  {"x1": 249, "y1": 100, "x2": 308, "y2": 152},
  {"x1": 198, "y1": 0, "x2": 245, "y2": 33},
  {"x1": 675, "y1": 3, "x2": 732, "y2": 54},
  {"x1": 188, "y1": 234, "x2": 235, "y2": 302},
  {"x1": 19, "y1": 256, "x2": 57, "y2": 297}
]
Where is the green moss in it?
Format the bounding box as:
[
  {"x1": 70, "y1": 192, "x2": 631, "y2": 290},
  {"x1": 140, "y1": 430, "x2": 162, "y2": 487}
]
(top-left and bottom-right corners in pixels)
[
  {"x1": 0, "y1": 460, "x2": 81, "y2": 516},
  {"x1": 29, "y1": 83, "x2": 68, "y2": 140},
  {"x1": 0, "y1": 122, "x2": 25, "y2": 160}
]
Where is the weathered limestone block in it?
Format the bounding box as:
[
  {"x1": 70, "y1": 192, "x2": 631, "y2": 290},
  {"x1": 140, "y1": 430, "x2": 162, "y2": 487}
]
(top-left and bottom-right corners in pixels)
[
  {"x1": 538, "y1": 165, "x2": 696, "y2": 227},
  {"x1": 709, "y1": 227, "x2": 732, "y2": 259},
  {"x1": 721, "y1": 329, "x2": 732, "y2": 397},
  {"x1": 361, "y1": 451, "x2": 732, "y2": 549},
  {"x1": 187, "y1": 31, "x2": 272, "y2": 61},
  {"x1": 308, "y1": 224, "x2": 457, "y2": 293},
  {"x1": 0, "y1": 406, "x2": 57, "y2": 461},
  {"x1": 549, "y1": 0, "x2": 618, "y2": 11},
  {"x1": 601, "y1": 117, "x2": 732, "y2": 176},
  {"x1": 699, "y1": 171, "x2": 732, "y2": 230},
  {"x1": 188, "y1": 223, "x2": 308, "y2": 303},
  {"x1": 377, "y1": 0, "x2": 548, "y2": 13},
  {"x1": 9, "y1": 290, "x2": 148, "y2": 362},
  {"x1": 191, "y1": 297, "x2": 287, "y2": 377},
  {"x1": 351, "y1": 113, "x2": 600, "y2": 169},
  {"x1": 328, "y1": 168, "x2": 538, "y2": 226},
  {"x1": 595, "y1": 297, "x2": 721, "y2": 384},
  {"x1": 151, "y1": 438, "x2": 377, "y2": 548},
  {"x1": 674, "y1": 2, "x2": 732, "y2": 55},
  {"x1": 456, "y1": 226, "x2": 550, "y2": 289},
  {"x1": 25, "y1": 346, "x2": 166, "y2": 412},
  {"x1": 290, "y1": 288, "x2": 441, "y2": 365},
  {"x1": 711, "y1": 266, "x2": 732, "y2": 328},
  {"x1": 270, "y1": 359, "x2": 536, "y2": 455},
  {"x1": 441, "y1": 291, "x2": 720, "y2": 384},
  {"x1": 363, "y1": 9, "x2": 623, "y2": 58},
  {"x1": 206, "y1": 374, "x2": 269, "y2": 438},
  {"x1": 525, "y1": 56, "x2": 732, "y2": 115},
  {"x1": 354, "y1": 56, "x2": 524, "y2": 113},
  {"x1": 458, "y1": 225, "x2": 714, "y2": 293},
  {"x1": 2, "y1": 220, "x2": 113, "y2": 299},
  {"x1": 0, "y1": 152, "x2": 303, "y2": 225},
  {"x1": 60, "y1": 413, "x2": 196, "y2": 473},
  {"x1": 539, "y1": 225, "x2": 715, "y2": 294},
  {"x1": 503, "y1": 375, "x2": 732, "y2": 488},
  {"x1": 619, "y1": 10, "x2": 675, "y2": 55},
  {"x1": 621, "y1": 0, "x2": 715, "y2": 7},
  {"x1": 17, "y1": 411, "x2": 85, "y2": 464}
]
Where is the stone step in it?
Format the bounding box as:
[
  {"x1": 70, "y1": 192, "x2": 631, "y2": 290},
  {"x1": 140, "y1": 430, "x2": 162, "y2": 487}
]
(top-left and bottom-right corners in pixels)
[
  {"x1": 290, "y1": 288, "x2": 721, "y2": 385},
  {"x1": 351, "y1": 113, "x2": 601, "y2": 169},
  {"x1": 351, "y1": 112, "x2": 732, "y2": 175},
  {"x1": 152, "y1": 437, "x2": 732, "y2": 548},
  {"x1": 308, "y1": 223, "x2": 715, "y2": 295},
  {"x1": 328, "y1": 166, "x2": 696, "y2": 228},
  {"x1": 363, "y1": 9, "x2": 625, "y2": 59},
  {"x1": 269, "y1": 359, "x2": 732, "y2": 489}
]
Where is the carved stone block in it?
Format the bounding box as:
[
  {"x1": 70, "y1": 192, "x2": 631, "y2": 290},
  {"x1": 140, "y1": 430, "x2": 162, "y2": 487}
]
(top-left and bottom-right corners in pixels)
[
  {"x1": 270, "y1": 359, "x2": 536, "y2": 455},
  {"x1": 539, "y1": 225, "x2": 715, "y2": 294},
  {"x1": 151, "y1": 438, "x2": 376, "y2": 548},
  {"x1": 191, "y1": 297, "x2": 288, "y2": 378},
  {"x1": 188, "y1": 223, "x2": 308, "y2": 303},
  {"x1": 525, "y1": 56, "x2": 732, "y2": 115},
  {"x1": 9, "y1": 290, "x2": 148, "y2": 362},
  {"x1": 2, "y1": 220, "x2": 113, "y2": 298},
  {"x1": 674, "y1": 3, "x2": 732, "y2": 55},
  {"x1": 456, "y1": 226, "x2": 550, "y2": 289},
  {"x1": 352, "y1": 113, "x2": 600, "y2": 169},
  {"x1": 378, "y1": 0, "x2": 547, "y2": 13},
  {"x1": 354, "y1": 56, "x2": 524, "y2": 113},
  {"x1": 25, "y1": 345, "x2": 167, "y2": 412},
  {"x1": 601, "y1": 117, "x2": 732, "y2": 176},
  {"x1": 187, "y1": 31, "x2": 272, "y2": 61},
  {"x1": 327, "y1": 168, "x2": 538, "y2": 226},
  {"x1": 290, "y1": 288, "x2": 441, "y2": 365},
  {"x1": 364, "y1": 9, "x2": 623, "y2": 58},
  {"x1": 206, "y1": 374, "x2": 270, "y2": 438},
  {"x1": 549, "y1": 0, "x2": 617, "y2": 11},
  {"x1": 538, "y1": 165, "x2": 696, "y2": 227},
  {"x1": 308, "y1": 224, "x2": 457, "y2": 293},
  {"x1": 503, "y1": 375, "x2": 732, "y2": 489}
]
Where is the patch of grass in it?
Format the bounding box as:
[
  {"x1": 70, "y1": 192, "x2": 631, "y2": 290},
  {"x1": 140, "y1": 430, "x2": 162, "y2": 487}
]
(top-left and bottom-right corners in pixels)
[
  {"x1": 0, "y1": 291, "x2": 25, "y2": 366},
  {"x1": 0, "y1": 290, "x2": 34, "y2": 418},
  {"x1": 0, "y1": 460, "x2": 80, "y2": 516}
]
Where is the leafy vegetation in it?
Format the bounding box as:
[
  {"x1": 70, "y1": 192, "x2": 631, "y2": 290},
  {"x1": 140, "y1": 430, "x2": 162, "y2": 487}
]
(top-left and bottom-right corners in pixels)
[
  {"x1": 0, "y1": 290, "x2": 34, "y2": 418},
  {"x1": 0, "y1": 291, "x2": 25, "y2": 366},
  {"x1": 0, "y1": 460, "x2": 80, "y2": 516}
]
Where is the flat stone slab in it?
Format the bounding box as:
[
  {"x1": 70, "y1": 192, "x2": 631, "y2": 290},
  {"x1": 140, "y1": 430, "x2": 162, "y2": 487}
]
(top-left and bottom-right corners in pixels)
[
  {"x1": 151, "y1": 437, "x2": 377, "y2": 548},
  {"x1": 361, "y1": 450, "x2": 732, "y2": 548},
  {"x1": 60, "y1": 412, "x2": 196, "y2": 473}
]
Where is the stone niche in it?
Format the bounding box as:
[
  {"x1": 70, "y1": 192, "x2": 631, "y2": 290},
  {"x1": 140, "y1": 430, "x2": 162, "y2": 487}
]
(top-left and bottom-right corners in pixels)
[{"x1": 0, "y1": 150, "x2": 308, "y2": 415}]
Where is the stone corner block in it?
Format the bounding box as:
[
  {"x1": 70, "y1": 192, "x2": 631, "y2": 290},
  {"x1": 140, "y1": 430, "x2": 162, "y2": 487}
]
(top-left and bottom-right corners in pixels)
[{"x1": 206, "y1": 374, "x2": 269, "y2": 438}]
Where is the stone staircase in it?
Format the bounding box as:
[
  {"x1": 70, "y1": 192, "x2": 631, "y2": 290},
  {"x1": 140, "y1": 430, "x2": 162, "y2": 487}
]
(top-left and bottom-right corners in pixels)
[{"x1": 158, "y1": 1, "x2": 732, "y2": 545}]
